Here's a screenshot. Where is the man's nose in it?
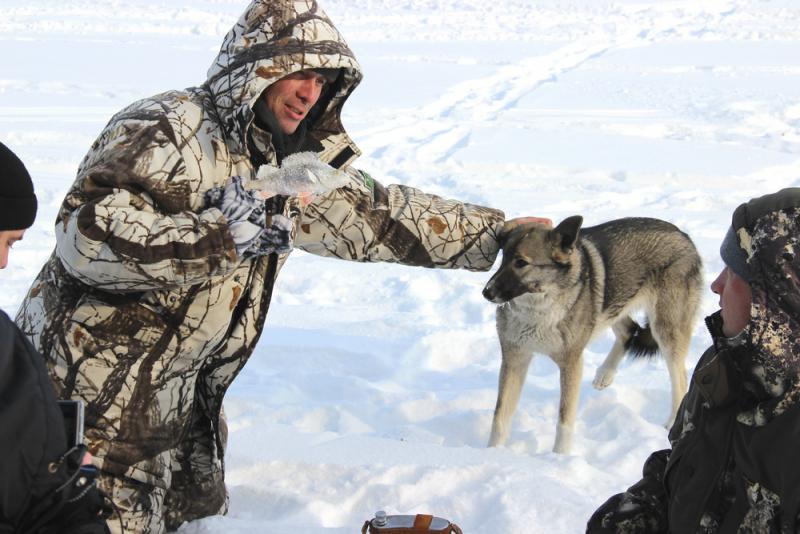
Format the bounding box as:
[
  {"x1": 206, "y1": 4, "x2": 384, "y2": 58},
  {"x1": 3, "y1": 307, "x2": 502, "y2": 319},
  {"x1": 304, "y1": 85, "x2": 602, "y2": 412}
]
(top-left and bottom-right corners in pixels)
[
  {"x1": 296, "y1": 79, "x2": 319, "y2": 104},
  {"x1": 710, "y1": 278, "x2": 722, "y2": 295}
]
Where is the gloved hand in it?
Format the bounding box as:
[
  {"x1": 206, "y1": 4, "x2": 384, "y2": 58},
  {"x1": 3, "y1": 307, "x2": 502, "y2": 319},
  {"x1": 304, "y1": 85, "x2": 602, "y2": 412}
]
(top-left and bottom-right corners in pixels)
[
  {"x1": 246, "y1": 213, "x2": 293, "y2": 257},
  {"x1": 206, "y1": 176, "x2": 294, "y2": 258}
]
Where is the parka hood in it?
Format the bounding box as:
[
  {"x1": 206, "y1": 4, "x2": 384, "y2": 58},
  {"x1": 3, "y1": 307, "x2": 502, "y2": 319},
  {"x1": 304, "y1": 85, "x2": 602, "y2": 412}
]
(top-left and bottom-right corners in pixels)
[
  {"x1": 727, "y1": 187, "x2": 800, "y2": 424},
  {"x1": 206, "y1": 0, "x2": 362, "y2": 167}
]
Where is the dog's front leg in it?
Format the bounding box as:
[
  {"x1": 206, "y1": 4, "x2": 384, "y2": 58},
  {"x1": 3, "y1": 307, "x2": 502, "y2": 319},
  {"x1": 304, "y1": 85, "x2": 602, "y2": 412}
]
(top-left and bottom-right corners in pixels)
[
  {"x1": 488, "y1": 349, "x2": 533, "y2": 447},
  {"x1": 553, "y1": 350, "x2": 584, "y2": 454}
]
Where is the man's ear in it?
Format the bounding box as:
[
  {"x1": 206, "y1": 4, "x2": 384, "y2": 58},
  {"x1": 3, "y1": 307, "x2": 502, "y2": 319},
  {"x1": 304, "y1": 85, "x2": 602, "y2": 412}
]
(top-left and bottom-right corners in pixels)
[{"x1": 549, "y1": 215, "x2": 583, "y2": 261}]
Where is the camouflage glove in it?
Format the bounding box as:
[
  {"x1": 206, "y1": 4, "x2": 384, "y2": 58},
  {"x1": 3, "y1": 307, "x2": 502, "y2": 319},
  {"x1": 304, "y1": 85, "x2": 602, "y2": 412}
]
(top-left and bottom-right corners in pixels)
[
  {"x1": 244, "y1": 213, "x2": 293, "y2": 258},
  {"x1": 206, "y1": 176, "x2": 267, "y2": 257},
  {"x1": 206, "y1": 176, "x2": 293, "y2": 258}
]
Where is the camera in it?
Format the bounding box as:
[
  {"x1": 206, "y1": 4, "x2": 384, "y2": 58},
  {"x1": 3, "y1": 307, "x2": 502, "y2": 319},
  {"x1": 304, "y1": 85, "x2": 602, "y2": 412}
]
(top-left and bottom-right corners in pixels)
[{"x1": 57, "y1": 399, "x2": 85, "y2": 448}]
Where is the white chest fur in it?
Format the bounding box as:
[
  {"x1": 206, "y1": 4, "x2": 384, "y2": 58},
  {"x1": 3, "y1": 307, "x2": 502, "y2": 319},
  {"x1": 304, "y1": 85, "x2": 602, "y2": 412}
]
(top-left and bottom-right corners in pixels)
[{"x1": 496, "y1": 292, "x2": 572, "y2": 360}]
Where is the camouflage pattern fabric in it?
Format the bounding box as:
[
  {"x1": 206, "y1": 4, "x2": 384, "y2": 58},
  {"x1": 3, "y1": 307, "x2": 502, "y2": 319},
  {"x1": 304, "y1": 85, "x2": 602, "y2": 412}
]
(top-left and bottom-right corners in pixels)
[
  {"x1": 586, "y1": 449, "x2": 670, "y2": 533},
  {"x1": 587, "y1": 188, "x2": 800, "y2": 534},
  {"x1": 15, "y1": 1, "x2": 504, "y2": 533},
  {"x1": 734, "y1": 204, "x2": 800, "y2": 427}
]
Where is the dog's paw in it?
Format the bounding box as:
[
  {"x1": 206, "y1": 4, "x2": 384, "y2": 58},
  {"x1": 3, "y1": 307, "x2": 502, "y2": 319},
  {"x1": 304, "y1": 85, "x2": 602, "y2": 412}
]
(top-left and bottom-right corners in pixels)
[
  {"x1": 488, "y1": 429, "x2": 508, "y2": 448},
  {"x1": 592, "y1": 367, "x2": 616, "y2": 390},
  {"x1": 553, "y1": 424, "x2": 573, "y2": 454}
]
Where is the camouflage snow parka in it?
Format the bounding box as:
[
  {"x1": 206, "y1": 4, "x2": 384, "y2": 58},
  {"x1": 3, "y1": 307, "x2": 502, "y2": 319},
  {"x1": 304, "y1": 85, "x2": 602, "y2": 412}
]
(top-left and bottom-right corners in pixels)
[
  {"x1": 15, "y1": 1, "x2": 503, "y2": 532},
  {"x1": 587, "y1": 187, "x2": 800, "y2": 534}
]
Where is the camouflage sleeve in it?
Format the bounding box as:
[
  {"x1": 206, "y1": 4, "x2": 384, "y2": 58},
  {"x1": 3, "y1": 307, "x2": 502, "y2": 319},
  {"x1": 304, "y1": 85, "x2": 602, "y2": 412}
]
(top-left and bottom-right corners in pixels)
[
  {"x1": 295, "y1": 168, "x2": 505, "y2": 271},
  {"x1": 586, "y1": 449, "x2": 670, "y2": 533},
  {"x1": 55, "y1": 102, "x2": 238, "y2": 292}
]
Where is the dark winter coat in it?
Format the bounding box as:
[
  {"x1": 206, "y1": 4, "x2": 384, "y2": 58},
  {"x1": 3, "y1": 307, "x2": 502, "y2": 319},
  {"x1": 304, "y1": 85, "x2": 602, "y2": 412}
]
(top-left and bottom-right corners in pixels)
[
  {"x1": 0, "y1": 310, "x2": 110, "y2": 534},
  {"x1": 587, "y1": 187, "x2": 800, "y2": 534}
]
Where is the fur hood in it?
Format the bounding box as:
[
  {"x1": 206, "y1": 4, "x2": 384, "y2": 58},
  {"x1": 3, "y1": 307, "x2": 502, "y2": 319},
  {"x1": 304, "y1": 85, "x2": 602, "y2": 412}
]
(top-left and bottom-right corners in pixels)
[{"x1": 205, "y1": 0, "x2": 362, "y2": 163}]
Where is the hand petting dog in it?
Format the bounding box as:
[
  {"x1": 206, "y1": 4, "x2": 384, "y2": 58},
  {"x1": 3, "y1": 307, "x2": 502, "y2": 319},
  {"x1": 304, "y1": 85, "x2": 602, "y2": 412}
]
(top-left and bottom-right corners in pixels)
[{"x1": 505, "y1": 216, "x2": 553, "y2": 228}]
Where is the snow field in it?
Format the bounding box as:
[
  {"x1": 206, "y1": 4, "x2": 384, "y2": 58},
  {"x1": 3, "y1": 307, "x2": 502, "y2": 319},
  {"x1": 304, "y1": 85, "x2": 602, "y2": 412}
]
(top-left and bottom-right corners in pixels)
[{"x1": 2, "y1": 1, "x2": 799, "y2": 532}]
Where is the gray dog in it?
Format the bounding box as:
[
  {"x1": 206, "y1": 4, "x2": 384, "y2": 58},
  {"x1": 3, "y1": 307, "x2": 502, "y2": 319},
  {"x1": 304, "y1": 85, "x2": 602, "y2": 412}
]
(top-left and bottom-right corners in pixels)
[{"x1": 483, "y1": 216, "x2": 702, "y2": 453}]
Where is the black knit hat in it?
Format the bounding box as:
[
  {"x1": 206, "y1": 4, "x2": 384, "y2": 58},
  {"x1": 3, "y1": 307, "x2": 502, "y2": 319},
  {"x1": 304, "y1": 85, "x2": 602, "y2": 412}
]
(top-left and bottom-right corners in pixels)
[
  {"x1": 0, "y1": 141, "x2": 37, "y2": 231},
  {"x1": 719, "y1": 226, "x2": 750, "y2": 281},
  {"x1": 722, "y1": 187, "x2": 800, "y2": 283}
]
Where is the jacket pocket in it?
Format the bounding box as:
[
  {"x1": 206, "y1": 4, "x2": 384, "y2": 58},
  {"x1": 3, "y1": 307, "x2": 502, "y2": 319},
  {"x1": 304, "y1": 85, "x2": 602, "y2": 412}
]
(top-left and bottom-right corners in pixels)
[{"x1": 66, "y1": 293, "x2": 168, "y2": 357}]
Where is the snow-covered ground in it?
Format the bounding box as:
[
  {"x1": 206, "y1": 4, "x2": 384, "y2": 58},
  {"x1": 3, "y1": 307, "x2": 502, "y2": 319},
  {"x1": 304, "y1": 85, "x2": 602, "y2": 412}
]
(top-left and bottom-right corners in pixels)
[{"x1": 3, "y1": 1, "x2": 800, "y2": 532}]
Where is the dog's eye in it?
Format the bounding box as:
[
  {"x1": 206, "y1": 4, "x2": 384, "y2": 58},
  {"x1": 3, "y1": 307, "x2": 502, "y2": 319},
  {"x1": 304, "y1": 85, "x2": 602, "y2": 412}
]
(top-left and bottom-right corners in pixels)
[{"x1": 514, "y1": 258, "x2": 529, "y2": 269}]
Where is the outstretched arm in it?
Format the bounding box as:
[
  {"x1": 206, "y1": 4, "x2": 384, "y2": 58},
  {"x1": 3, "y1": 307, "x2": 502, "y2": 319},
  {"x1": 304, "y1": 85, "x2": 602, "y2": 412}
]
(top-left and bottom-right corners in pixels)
[{"x1": 296, "y1": 168, "x2": 506, "y2": 271}]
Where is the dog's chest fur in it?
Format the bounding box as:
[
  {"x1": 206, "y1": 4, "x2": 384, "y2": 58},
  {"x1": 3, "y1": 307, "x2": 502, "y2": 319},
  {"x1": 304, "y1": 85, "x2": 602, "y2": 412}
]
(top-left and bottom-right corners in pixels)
[{"x1": 496, "y1": 291, "x2": 581, "y2": 360}]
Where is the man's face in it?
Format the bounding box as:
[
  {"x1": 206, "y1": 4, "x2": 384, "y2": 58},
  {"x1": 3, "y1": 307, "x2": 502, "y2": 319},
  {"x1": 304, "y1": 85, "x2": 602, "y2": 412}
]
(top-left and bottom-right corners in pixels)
[
  {"x1": 262, "y1": 69, "x2": 328, "y2": 135},
  {"x1": 710, "y1": 265, "x2": 753, "y2": 337},
  {"x1": 0, "y1": 229, "x2": 26, "y2": 269}
]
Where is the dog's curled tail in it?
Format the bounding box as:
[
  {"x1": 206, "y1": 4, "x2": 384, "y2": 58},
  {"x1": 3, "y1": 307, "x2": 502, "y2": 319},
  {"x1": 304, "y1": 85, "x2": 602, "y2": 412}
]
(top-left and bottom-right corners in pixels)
[{"x1": 624, "y1": 322, "x2": 660, "y2": 358}]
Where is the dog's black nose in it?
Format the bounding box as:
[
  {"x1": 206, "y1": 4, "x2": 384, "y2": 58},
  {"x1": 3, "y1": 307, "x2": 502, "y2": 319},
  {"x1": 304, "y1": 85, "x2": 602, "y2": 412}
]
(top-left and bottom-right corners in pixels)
[{"x1": 482, "y1": 285, "x2": 495, "y2": 301}]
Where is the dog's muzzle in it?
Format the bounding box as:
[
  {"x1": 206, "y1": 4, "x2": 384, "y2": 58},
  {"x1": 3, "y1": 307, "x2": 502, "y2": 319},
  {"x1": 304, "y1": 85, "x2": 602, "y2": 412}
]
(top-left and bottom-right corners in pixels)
[
  {"x1": 482, "y1": 284, "x2": 496, "y2": 302},
  {"x1": 482, "y1": 283, "x2": 506, "y2": 304}
]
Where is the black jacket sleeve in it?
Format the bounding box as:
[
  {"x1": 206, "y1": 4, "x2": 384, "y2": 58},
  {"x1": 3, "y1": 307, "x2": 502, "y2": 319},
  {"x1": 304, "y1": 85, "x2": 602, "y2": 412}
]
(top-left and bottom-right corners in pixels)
[
  {"x1": 0, "y1": 311, "x2": 110, "y2": 533},
  {"x1": 0, "y1": 310, "x2": 69, "y2": 527},
  {"x1": 586, "y1": 449, "x2": 671, "y2": 534}
]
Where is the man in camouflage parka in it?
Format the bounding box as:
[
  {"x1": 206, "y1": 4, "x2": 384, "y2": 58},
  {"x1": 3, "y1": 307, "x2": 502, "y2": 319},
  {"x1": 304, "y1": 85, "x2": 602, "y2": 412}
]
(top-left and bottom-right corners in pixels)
[
  {"x1": 14, "y1": 1, "x2": 528, "y2": 532},
  {"x1": 587, "y1": 187, "x2": 800, "y2": 534}
]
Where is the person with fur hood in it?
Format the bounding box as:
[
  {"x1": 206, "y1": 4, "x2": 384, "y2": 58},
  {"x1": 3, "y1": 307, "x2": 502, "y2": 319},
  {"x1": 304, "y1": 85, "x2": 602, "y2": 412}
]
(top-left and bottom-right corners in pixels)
[
  {"x1": 15, "y1": 1, "x2": 546, "y2": 532},
  {"x1": 587, "y1": 187, "x2": 800, "y2": 533},
  {"x1": 0, "y1": 141, "x2": 111, "y2": 533}
]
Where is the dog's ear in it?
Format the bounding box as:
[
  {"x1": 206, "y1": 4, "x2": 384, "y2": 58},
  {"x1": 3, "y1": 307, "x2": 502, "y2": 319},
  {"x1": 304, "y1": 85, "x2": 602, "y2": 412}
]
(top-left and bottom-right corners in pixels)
[{"x1": 549, "y1": 215, "x2": 583, "y2": 263}]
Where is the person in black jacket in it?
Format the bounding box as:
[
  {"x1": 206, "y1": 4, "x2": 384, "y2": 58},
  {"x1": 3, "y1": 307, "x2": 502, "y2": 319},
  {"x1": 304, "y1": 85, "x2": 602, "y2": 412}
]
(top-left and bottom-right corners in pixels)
[
  {"x1": 0, "y1": 141, "x2": 111, "y2": 533},
  {"x1": 587, "y1": 187, "x2": 800, "y2": 533}
]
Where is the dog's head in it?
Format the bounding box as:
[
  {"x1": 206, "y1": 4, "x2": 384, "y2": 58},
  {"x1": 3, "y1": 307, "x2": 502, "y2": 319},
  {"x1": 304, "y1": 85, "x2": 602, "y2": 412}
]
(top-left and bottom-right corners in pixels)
[{"x1": 483, "y1": 215, "x2": 583, "y2": 304}]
